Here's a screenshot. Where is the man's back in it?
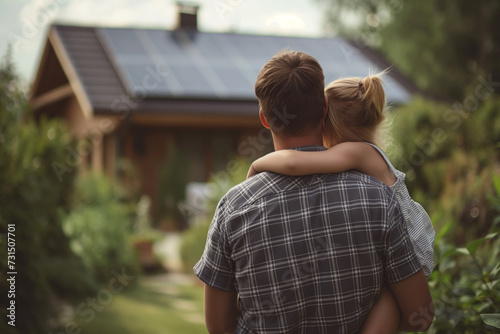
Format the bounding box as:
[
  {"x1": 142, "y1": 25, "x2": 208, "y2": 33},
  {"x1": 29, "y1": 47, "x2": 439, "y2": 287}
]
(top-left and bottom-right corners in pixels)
[{"x1": 194, "y1": 147, "x2": 422, "y2": 333}]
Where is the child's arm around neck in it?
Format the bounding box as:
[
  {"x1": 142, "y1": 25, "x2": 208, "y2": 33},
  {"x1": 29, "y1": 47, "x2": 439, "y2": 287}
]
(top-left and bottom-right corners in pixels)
[{"x1": 247, "y1": 142, "x2": 397, "y2": 186}]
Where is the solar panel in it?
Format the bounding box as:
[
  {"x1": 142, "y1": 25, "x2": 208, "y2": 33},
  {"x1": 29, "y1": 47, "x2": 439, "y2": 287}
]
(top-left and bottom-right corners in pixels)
[{"x1": 97, "y1": 27, "x2": 411, "y2": 102}]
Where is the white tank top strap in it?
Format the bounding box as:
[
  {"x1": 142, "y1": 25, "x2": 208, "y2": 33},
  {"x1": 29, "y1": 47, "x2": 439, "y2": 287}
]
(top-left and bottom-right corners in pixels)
[{"x1": 364, "y1": 142, "x2": 401, "y2": 177}]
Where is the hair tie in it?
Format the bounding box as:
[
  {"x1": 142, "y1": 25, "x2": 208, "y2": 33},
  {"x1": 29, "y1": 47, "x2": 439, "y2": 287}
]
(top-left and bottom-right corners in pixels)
[{"x1": 358, "y1": 81, "x2": 365, "y2": 93}]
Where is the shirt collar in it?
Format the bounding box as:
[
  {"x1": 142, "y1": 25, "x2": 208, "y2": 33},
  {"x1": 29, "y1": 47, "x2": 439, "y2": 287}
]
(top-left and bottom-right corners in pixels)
[{"x1": 289, "y1": 145, "x2": 327, "y2": 152}]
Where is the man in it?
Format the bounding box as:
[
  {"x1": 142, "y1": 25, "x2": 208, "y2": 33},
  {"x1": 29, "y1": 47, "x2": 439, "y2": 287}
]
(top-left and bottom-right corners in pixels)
[{"x1": 194, "y1": 50, "x2": 433, "y2": 333}]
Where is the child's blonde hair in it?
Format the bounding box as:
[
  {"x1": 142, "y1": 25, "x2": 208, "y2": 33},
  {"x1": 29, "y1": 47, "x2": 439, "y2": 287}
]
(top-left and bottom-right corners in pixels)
[{"x1": 323, "y1": 72, "x2": 389, "y2": 148}]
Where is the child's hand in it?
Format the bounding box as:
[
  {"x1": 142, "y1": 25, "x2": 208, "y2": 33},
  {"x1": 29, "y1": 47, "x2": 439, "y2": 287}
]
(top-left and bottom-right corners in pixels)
[{"x1": 247, "y1": 165, "x2": 259, "y2": 179}]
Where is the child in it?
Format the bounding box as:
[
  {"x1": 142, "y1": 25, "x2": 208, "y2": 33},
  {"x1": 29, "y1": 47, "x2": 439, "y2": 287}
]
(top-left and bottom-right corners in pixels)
[{"x1": 247, "y1": 73, "x2": 435, "y2": 333}]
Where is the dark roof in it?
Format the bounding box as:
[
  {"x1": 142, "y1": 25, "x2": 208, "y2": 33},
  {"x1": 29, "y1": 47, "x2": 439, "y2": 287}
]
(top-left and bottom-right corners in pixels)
[{"x1": 40, "y1": 24, "x2": 418, "y2": 116}]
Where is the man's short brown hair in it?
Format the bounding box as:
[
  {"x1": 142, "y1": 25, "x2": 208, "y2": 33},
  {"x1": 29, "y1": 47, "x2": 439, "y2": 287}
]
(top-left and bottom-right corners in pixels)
[{"x1": 255, "y1": 50, "x2": 325, "y2": 137}]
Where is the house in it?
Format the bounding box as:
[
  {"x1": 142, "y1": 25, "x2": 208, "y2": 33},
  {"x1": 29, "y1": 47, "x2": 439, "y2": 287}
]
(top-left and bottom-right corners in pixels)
[{"x1": 30, "y1": 4, "x2": 418, "y2": 224}]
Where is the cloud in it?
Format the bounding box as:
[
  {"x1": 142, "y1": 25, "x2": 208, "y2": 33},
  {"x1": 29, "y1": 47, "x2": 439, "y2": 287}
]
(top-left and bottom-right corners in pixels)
[
  {"x1": 218, "y1": 1, "x2": 322, "y2": 37},
  {"x1": 57, "y1": 0, "x2": 176, "y2": 28},
  {"x1": 265, "y1": 14, "x2": 306, "y2": 34}
]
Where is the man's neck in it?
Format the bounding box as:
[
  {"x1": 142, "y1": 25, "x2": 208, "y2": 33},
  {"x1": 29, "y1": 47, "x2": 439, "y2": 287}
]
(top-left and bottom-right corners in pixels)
[{"x1": 272, "y1": 133, "x2": 324, "y2": 151}]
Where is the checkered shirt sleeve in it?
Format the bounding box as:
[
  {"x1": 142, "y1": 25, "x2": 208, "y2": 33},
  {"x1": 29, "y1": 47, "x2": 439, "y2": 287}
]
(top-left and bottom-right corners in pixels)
[{"x1": 193, "y1": 196, "x2": 237, "y2": 292}]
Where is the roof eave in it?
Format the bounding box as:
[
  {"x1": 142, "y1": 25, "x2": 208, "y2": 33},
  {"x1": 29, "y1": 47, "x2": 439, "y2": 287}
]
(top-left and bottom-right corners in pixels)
[
  {"x1": 30, "y1": 30, "x2": 52, "y2": 102},
  {"x1": 42, "y1": 25, "x2": 94, "y2": 119}
]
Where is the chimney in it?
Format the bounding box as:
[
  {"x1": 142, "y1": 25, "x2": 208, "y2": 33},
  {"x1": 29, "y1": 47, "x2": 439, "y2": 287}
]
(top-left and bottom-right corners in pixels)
[{"x1": 176, "y1": 2, "x2": 199, "y2": 31}]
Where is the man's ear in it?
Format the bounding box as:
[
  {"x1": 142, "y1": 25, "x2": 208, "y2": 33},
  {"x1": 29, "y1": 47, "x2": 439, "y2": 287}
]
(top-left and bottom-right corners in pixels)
[
  {"x1": 323, "y1": 94, "x2": 328, "y2": 120},
  {"x1": 259, "y1": 109, "x2": 271, "y2": 129}
]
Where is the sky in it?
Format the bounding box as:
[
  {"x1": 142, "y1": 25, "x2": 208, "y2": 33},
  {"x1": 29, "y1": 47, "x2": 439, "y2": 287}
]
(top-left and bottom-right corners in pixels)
[{"x1": 0, "y1": 0, "x2": 327, "y2": 83}]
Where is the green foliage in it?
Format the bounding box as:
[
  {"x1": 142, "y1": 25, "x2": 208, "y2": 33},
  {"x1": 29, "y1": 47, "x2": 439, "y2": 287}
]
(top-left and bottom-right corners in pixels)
[
  {"x1": 389, "y1": 97, "x2": 500, "y2": 242},
  {"x1": 179, "y1": 221, "x2": 210, "y2": 271},
  {"x1": 0, "y1": 50, "x2": 96, "y2": 334},
  {"x1": 429, "y1": 198, "x2": 500, "y2": 333},
  {"x1": 62, "y1": 173, "x2": 139, "y2": 283},
  {"x1": 481, "y1": 314, "x2": 500, "y2": 329},
  {"x1": 180, "y1": 158, "x2": 251, "y2": 271}
]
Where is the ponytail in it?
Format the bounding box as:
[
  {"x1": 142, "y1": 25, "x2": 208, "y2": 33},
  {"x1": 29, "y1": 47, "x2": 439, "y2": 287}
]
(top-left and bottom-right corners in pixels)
[
  {"x1": 323, "y1": 71, "x2": 388, "y2": 148},
  {"x1": 360, "y1": 74, "x2": 386, "y2": 126}
]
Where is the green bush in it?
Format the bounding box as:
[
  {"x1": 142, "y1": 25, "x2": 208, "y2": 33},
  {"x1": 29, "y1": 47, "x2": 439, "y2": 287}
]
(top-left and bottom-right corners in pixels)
[
  {"x1": 390, "y1": 97, "x2": 500, "y2": 242},
  {"x1": 426, "y1": 174, "x2": 500, "y2": 333},
  {"x1": 179, "y1": 221, "x2": 211, "y2": 271},
  {"x1": 0, "y1": 51, "x2": 96, "y2": 334},
  {"x1": 429, "y1": 236, "x2": 500, "y2": 333},
  {"x1": 62, "y1": 173, "x2": 139, "y2": 283}
]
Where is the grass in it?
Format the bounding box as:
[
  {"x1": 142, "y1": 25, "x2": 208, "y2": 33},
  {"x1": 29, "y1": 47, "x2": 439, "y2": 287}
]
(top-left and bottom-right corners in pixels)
[{"x1": 66, "y1": 274, "x2": 207, "y2": 334}]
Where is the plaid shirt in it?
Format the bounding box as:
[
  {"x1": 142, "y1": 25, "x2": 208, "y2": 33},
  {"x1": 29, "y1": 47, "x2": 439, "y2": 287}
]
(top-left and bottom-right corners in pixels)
[{"x1": 194, "y1": 146, "x2": 421, "y2": 334}]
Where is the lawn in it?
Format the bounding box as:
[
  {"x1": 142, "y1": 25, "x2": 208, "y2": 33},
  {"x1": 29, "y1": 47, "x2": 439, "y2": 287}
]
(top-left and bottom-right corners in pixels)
[{"x1": 71, "y1": 274, "x2": 207, "y2": 334}]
